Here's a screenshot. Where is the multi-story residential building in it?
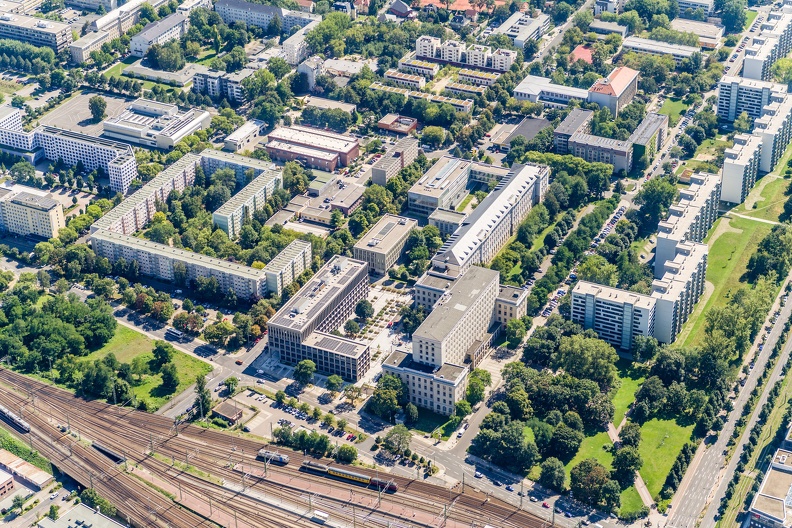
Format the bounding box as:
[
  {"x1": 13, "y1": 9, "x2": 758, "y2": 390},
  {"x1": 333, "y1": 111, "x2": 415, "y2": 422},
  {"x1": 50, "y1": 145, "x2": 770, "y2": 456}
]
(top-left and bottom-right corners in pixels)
[
  {"x1": 465, "y1": 44, "x2": 491, "y2": 68},
  {"x1": 200, "y1": 149, "x2": 275, "y2": 186},
  {"x1": 212, "y1": 169, "x2": 282, "y2": 239},
  {"x1": 415, "y1": 35, "x2": 440, "y2": 59},
  {"x1": 438, "y1": 39, "x2": 465, "y2": 63},
  {"x1": 91, "y1": 0, "x2": 170, "y2": 39},
  {"x1": 224, "y1": 120, "x2": 265, "y2": 153},
  {"x1": 193, "y1": 68, "x2": 256, "y2": 104},
  {"x1": 654, "y1": 172, "x2": 721, "y2": 276},
  {"x1": 587, "y1": 66, "x2": 639, "y2": 117},
  {"x1": 130, "y1": 12, "x2": 188, "y2": 57},
  {"x1": 353, "y1": 214, "x2": 417, "y2": 274},
  {"x1": 722, "y1": 133, "x2": 762, "y2": 204},
  {"x1": 0, "y1": 12, "x2": 72, "y2": 53},
  {"x1": 176, "y1": 0, "x2": 212, "y2": 13},
  {"x1": 495, "y1": 285, "x2": 528, "y2": 326},
  {"x1": 491, "y1": 49, "x2": 517, "y2": 72},
  {"x1": 92, "y1": 229, "x2": 270, "y2": 299},
  {"x1": 743, "y1": 13, "x2": 792, "y2": 81},
  {"x1": 445, "y1": 82, "x2": 487, "y2": 97},
  {"x1": 70, "y1": 30, "x2": 110, "y2": 63},
  {"x1": 629, "y1": 112, "x2": 669, "y2": 164},
  {"x1": 267, "y1": 256, "x2": 371, "y2": 381},
  {"x1": 371, "y1": 136, "x2": 419, "y2": 186},
  {"x1": 297, "y1": 56, "x2": 324, "y2": 91},
  {"x1": 677, "y1": 0, "x2": 713, "y2": 15},
  {"x1": 430, "y1": 164, "x2": 549, "y2": 278},
  {"x1": 553, "y1": 108, "x2": 594, "y2": 154},
  {"x1": 103, "y1": 99, "x2": 211, "y2": 151},
  {"x1": 492, "y1": 12, "x2": 550, "y2": 48},
  {"x1": 571, "y1": 281, "x2": 656, "y2": 350},
  {"x1": 651, "y1": 242, "x2": 708, "y2": 343},
  {"x1": 754, "y1": 94, "x2": 792, "y2": 174},
  {"x1": 594, "y1": 0, "x2": 622, "y2": 15},
  {"x1": 514, "y1": 74, "x2": 589, "y2": 107},
  {"x1": 368, "y1": 83, "x2": 474, "y2": 113},
  {"x1": 214, "y1": 0, "x2": 320, "y2": 32},
  {"x1": 266, "y1": 125, "x2": 359, "y2": 167},
  {"x1": 568, "y1": 134, "x2": 633, "y2": 173},
  {"x1": 717, "y1": 75, "x2": 787, "y2": 121},
  {"x1": 384, "y1": 69, "x2": 426, "y2": 89},
  {"x1": 621, "y1": 36, "x2": 699, "y2": 66},
  {"x1": 457, "y1": 68, "x2": 499, "y2": 86},
  {"x1": 428, "y1": 208, "x2": 467, "y2": 237},
  {"x1": 0, "y1": 185, "x2": 64, "y2": 239},
  {"x1": 282, "y1": 19, "x2": 319, "y2": 65},
  {"x1": 397, "y1": 56, "x2": 439, "y2": 78},
  {"x1": 262, "y1": 239, "x2": 312, "y2": 296}
]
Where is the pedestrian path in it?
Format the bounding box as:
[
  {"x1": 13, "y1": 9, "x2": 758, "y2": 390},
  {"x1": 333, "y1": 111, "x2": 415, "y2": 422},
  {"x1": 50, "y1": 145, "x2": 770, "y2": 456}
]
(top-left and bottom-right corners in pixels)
[{"x1": 606, "y1": 422, "x2": 654, "y2": 508}]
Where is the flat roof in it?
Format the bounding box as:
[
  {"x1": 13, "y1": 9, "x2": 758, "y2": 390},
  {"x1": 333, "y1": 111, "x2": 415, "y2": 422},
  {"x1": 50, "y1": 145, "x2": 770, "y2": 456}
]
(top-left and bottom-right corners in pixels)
[
  {"x1": 353, "y1": 214, "x2": 417, "y2": 255},
  {"x1": 623, "y1": 36, "x2": 699, "y2": 56},
  {"x1": 719, "y1": 74, "x2": 787, "y2": 93},
  {"x1": 213, "y1": 169, "x2": 281, "y2": 216},
  {"x1": 414, "y1": 266, "x2": 500, "y2": 342},
  {"x1": 268, "y1": 125, "x2": 358, "y2": 154},
  {"x1": 385, "y1": 69, "x2": 424, "y2": 82},
  {"x1": 429, "y1": 207, "x2": 467, "y2": 223},
  {"x1": 652, "y1": 241, "x2": 708, "y2": 297},
  {"x1": 134, "y1": 12, "x2": 186, "y2": 42},
  {"x1": 555, "y1": 108, "x2": 593, "y2": 136},
  {"x1": 225, "y1": 120, "x2": 263, "y2": 143},
  {"x1": 71, "y1": 30, "x2": 109, "y2": 48},
  {"x1": 0, "y1": 448, "x2": 52, "y2": 488},
  {"x1": 629, "y1": 113, "x2": 668, "y2": 145},
  {"x1": 9, "y1": 191, "x2": 59, "y2": 211},
  {"x1": 573, "y1": 280, "x2": 656, "y2": 310},
  {"x1": 446, "y1": 82, "x2": 487, "y2": 95},
  {"x1": 589, "y1": 20, "x2": 628, "y2": 33},
  {"x1": 498, "y1": 284, "x2": 528, "y2": 304},
  {"x1": 724, "y1": 133, "x2": 763, "y2": 166},
  {"x1": 383, "y1": 350, "x2": 467, "y2": 381},
  {"x1": 458, "y1": 68, "x2": 500, "y2": 80},
  {"x1": 416, "y1": 270, "x2": 457, "y2": 292},
  {"x1": 39, "y1": 126, "x2": 132, "y2": 154},
  {"x1": 37, "y1": 503, "x2": 127, "y2": 528},
  {"x1": 303, "y1": 331, "x2": 369, "y2": 358},
  {"x1": 409, "y1": 156, "x2": 470, "y2": 200},
  {"x1": 267, "y1": 140, "x2": 339, "y2": 161},
  {"x1": 669, "y1": 18, "x2": 724, "y2": 39},
  {"x1": 303, "y1": 96, "x2": 357, "y2": 113},
  {"x1": 201, "y1": 149, "x2": 276, "y2": 171},
  {"x1": 0, "y1": 11, "x2": 70, "y2": 34},
  {"x1": 264, "y1": 239, "x2": 312, "y2": 274}
]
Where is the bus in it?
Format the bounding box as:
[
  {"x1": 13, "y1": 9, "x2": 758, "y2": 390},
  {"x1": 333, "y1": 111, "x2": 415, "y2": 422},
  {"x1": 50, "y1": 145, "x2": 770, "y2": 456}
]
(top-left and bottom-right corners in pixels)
[{"x1": 165, "y1": 328, "x2": 184, "y2": 341}]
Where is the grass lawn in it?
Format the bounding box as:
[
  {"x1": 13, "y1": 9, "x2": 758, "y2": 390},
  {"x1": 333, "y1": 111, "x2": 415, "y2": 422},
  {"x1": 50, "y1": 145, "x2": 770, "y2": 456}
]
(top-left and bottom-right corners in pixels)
[
  {"x1": 0, "y1": 80, "x2": 21, "y2": 96},
  {"x1": 410, "y1": 408, "x2": 458, "y2": 440},
  {"x1": 193, "y1": 50, "x2": 219, "y2": 66},
  {"x1": 638, "y1": 418, "x2": 695, "y2": 498},
  {"x1": 565, "y1": 430, "x2": 614, "y2": 477},
  {"x1": 102, "y1": 56, "x2": 138, "y2": 79},
  {"x1": 679, "y1": 216, "x2": 773, "y2": 347},
  {"x1": 658, "y1": 98, "x2": 689, "y2": 127},
  {"x1": 733, "y1": 177, "x2": 790, "y2": 222},
  {"x1": 87, "y1": 325, "x2": 212, "y2": 411},
  {"x1": 619, "y1": 486, "x2": 645, "y2": 515},
  {"x1": 744, "y1": 10, "x2": 758, "y2": 30},
  {"x1": 457, "y1": 193, "x2": 474, "y2": 212},
  {"x1": 612, "y1": 360, "x2": 645, "y2": 426},
  {"x1": 695, "y1": 138, "x2": 733, "y2": 158}
]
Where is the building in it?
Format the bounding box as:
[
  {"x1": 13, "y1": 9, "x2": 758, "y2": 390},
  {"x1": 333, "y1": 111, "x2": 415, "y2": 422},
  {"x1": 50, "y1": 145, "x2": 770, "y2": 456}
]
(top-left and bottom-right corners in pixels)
[
  {"x1": 65, "y1": 0, "x2": 116, "y2": 10},
  {"x1": 283, "y1": 19, "x2": 319, "y2": 65},
  {"x1": 0, "y1": 468, "x2": 12, "y2": 499},
  {"x1": 69, "y1": 30, "x2": 110, "y2": 63},
  {"x1": 262, "y1": 239, "x2": 312, "y2": 296},
  {"x1": 0, "y1": 12, "x2": 72, "y2": 53},
  {"x1": 304, "y1": 96, "x2": 357, "y2": 114},
  {"x1": 571, "y1": 281, "x2": 656, "y2": 350},
  {"x1": 377, "y1": 114, "x2": 418, "y2": 135},
  {"x1": 445, "y1": 82, "x2": 487, "y2": 97},
  {"x1": 749, "y1": 447, "x2": 792, "y2": 528},
  {"x1": 589, "y1": 20, "x2": 628, "y2": 37},
  {"x1": 651, "y1": 242, "x2": 708, "y2": 343},
  {"x1": 594, "y1": 0, "x2": 622, "y2": 15},
  {"x1": 513, "y1": 74, "x2": 589, "y2": 107},
  {"x1": 629, "y1": 112, "x2": 669, "y2": 164},
  {"x1": 407, "y1": 156, "x2": 473, "y2": 216},
  {"x1": 368, "y1": 82, "x2": 474, "y2": 113},
  {"x1": 430, "y1": 164, "x2": 549, "y2": 278},
  {"x1": 428, "y1": 208, "x2": 467, "y2": 236},
  {"x1": 266, "y1": 125, "x2": 358, "y2": 168},
  {"x1": 193, "y1": 68, "x2": 256, "y2": 104},
  {"x1": 130, "y1": 12, "x2": 188, "y2": 57},
  {"x1": 212, "y1": 168, "x2": 282, "y2": 239},
  {"x1": 200, "y1": 149, "x2": 275, "y2": 186},
  {"x1": 37, "y1": 503, "x2": 127, "y2": 528},
  {"x1": 621, "y1": 36, "x2": 700, "y2": 66},
  {"x1": 214, "y1": 0, "x2": 320, "y2": 31},
  {"x1": 722, "y1": 133, "x2": 762, "y2": 204},
  {"x1": 102, "y1": 98, "x2": 211, "y2": 150},
  {"x1": 754, "y1": 94, "x2": 792, "y2": 174},
  {"x1": 669, "y1": 19, "x2": 723, "y2": 48},
  {"x1": 224, "y1": 120, "x2": 264, "y2": 153},
  {"x1": 385, "y1": 69, "x2": 426, "y2": 89},
  {"x1": 332, "y1": 1, "x2": 355, "y2": 17},
  {"x1": 92, "y1": 229, "x2": 270, "y2": 299},
  {"x1": 491, "y1": 48, "x2": 518, "y2": 72},
  {"x1": 439, "y1": 39, "x2": 465, "y2": 63},
  {"x1": 553, "y1": 108, "x2": 594, "y2": 154},
  {"x1": 213, "y1": 401, "x2": 243, "y2": 424},
  {"x1": 297, "y1": 56, "x2": 324, "y2": 92},
  {"x1": 353, "y1": 214, "x2": 417, "y2": 274},
  {"x1": 654, "y1": 172, "x2": 721, "y2": 276},
  {"x1": 587, "y1": 66, "x2": 639, "y2": 117},
  {"x1": 717, "y1": 75, "x2": 787, "y2": 121},
  {"x1": 177, "y1": 0, "x2": 212, "y2": 13},
  {"x1": 458, "y1": 68, "x2": 499, "y2": 86},
  {"x1": 0, "y1": 448, "x2": 52, "y2": 489},
  {"x1": 743, "y1": 12, "x2": 792, "y2": 81},
  {"x1": 492, "y1": 11, "x2": 550, "y2": 48},
  {"x1": 677, "y1": 0, "x2": 713, "y2": 15},
  {"x1": 397, "y1": 56, "x2": 440, "y2": 78},
  {"x1": 267, "y1": 256, "x2": 371, "y2": 381},
  {"x1": 568, "y1": 133, "x2": 633, "y2": 173},
  {"x1": 412, "y1": 37, "x2": 516, "y2": 72},
  {"x1": 371, "y1": 135, "x2": 419, "y2": 186},
  {"x1": 495, "y1": 285, "x2": 528, "y2": 326},
  {"x1": 491, "y1": 117, "x2": 552, "y2": 152},
  {"x1": 0, "y1": 186, "x2": 65, "y2": 239},
  {"x1": 90, "y1": 0, "x2": 171, "y2": 39}
]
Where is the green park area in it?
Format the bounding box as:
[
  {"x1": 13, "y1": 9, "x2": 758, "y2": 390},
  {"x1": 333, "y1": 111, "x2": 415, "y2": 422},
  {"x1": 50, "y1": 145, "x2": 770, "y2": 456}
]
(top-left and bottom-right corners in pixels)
[
  {"x1": 745, "y1": 10, "x2": 758, "y2": 29},
  {"x1": 612, "y1": 361, "x2": 645, "y2": 426},
  {"x1": 638, "y1": 418, "x2": 695, "y2": 497},
  {"x1": 102, "y1": 55, "x2": 137, "y2": 79},
  {"x1": 658, "y1": 98, "x2": 689, "y2": 126}
]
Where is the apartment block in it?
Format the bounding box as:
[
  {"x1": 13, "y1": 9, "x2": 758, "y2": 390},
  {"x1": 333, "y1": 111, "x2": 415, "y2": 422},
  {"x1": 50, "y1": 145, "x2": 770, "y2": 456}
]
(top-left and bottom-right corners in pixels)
[
  {"x1": 492, "y1": 11, "x2": 550, "y2": 48},
  {"x1": 297, "y1": 56, "x2": 324, "y2": 91},
  {"x1": 677, "y1": 0, "x2": 713, "y2": 14},
  {"x1": 283, "y1": 19, "x2": 319, "y2": 65},
  {"x1": 743, "y1": 13, "x2": 792, "y2": 81},
  {"x1": 267, "y1": 256, "x2": 371, "y2": 381},
  {"x1": 491, "y1": 48, "x2": 518, "y2": 72},
  {"x1": 130, "y1": 12, "x2": 188, "y2": 57},
  {"x1": 103, "y1": 98, "x2": 211, "y2": 151},
  {"x1": 722, "y1": 133, "x2": 762, "y2": 204},
  {"x1": 353, "y1": 214, "x2": 417, "y2": 274},
  {"x1": 0, "y1": 185, "x2": 64, "y2": 239},
  {"x1": 412, "y1": 37, "x2": 516, "y2": 72},
  {"x1": 438, "y1": 39, "x2": 465, "y2": 63},
  {"x1": 630, "y1": 112, "x2": 669, "y2": 163},
  {"x1": 0, "y1": 12, "x2": 72, "y2": 53},
  {"x1": 445, "y1": 82, "x2": 487, "y2": 97},
  {"x1": 193, "y1": 68, "x2": 256, "y2": 104},
  {"x1": 212, "y1": 169, "x2": 282, "y2": 239},
  {"x1": 654, "y1": 171, "x2": 721, "y2": 276},
  {"x1": 262, "y1": 239, "x2": 312, "y2": 296},
  {"x1": 70, "y1": 30, "x2": 110, "y2": 64},
  {"x1": 384, "y1": 69, "x2": 426, "y2": 89},
  {"x1": 368, "y1": 82, "x2": 474, "y2": 113},
  {"x1": 568, "y1": 134, "x2": 633, "y2": 173},
  {"x1": 587, "y1": 66, "x2": 639, "y2": 117},
  {"x1": 430, "y1": 164, "x2": 549, "y2": 278},
  {"x1": 458, "y1": 68, "x2": 499, "y2": 86},
  {"x1": 214, "y1": 0, "x2": 320, "y2": 32},
  {"x1": 571, "y1": 281, "x2": 656, "y2": 350},
  {"x1": 91, "y1": 0, "x2": 170, "y2": 39},
  {"x1": 755, "y1": 94, "x2": 792, "y2": 173},
  {"x1": 554, "y1": 108, "x2": 594, "y2": 154},
  {"x1": 200, "y1": 149, "x2": 276, "y2": 187},
  {"x1": 371, "y1": 135, "x2": 419, "y2": 186},
  {"x1": 621, "y1": 36, "x2": 699, "y2": 66},
  {"x1": 265, "y1": 125, "x2": 359, "y2": 167},
  {"x1": 717, "y1": 75, "x2": 786, "y2": 121},
  {"x1": 415, "y1": 35, "x2": 440, "y2": 59},
  {"x1": 651, "y1": 242, "x2": 708, "y2": 343}
]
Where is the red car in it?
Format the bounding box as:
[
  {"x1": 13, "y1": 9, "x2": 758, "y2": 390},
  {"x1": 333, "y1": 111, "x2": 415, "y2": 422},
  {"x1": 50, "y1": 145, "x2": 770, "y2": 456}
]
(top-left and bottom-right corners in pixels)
[{"x1": 542, "y1": 502, "x2": 550, "y2": 508}]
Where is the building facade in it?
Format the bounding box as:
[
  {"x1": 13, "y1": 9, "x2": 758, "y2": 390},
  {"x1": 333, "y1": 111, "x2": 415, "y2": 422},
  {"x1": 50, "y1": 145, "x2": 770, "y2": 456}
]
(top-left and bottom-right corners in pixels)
[
  {"x1": 722, "y1": 133, "x2": 762, "y2": 204},
  {"x1": 0, "y1": 12, "x2": 72, "y2": 53},
  {"x1": 370, "y1": 135, "x2": 419, "y2": 186},
  {"x1": 587, "y1": 66, "x2": 639, "y2": 117},
  {"x1": 352, "y1": 214, "x2": 417, "y2": 274},
  {"x1": 102, "y1": 98, "x2": 211, "y2": 150},
  {"x1": 0, "y1": 186, "x2": 65, "y2": 239},
  {"x1": 717, "y1": 76, "x2": 786, "y2": 121},
  {"x1": 262, "y1": 239, "x2": 312, "y2": 296},
  {"x1": 130, "y1": 12, "x2": 188, "y2": 57},
  {"x1": 212, "y1": 169, "x2": 282, "y2": 239}
]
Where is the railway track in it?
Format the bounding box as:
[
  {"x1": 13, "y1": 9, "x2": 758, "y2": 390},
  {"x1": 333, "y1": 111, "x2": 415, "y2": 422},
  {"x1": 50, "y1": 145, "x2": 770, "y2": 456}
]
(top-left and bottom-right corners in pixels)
[{"x1": 0, "y1": 369, "x2": 552, "y2": 528}]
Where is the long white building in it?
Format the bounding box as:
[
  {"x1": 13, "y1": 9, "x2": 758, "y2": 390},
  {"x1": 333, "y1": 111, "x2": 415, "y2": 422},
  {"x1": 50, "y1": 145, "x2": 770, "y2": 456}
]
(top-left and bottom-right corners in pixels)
[
  {"x1": 743, "y1": 12, "x2": 792, "y2": 81},
  {"x1": 130, "y1": 12, "x2": 189, "y2": 57},
  {"x1": 214, "y1": 0, "x2": 320, "y2": 32},
  {"x1": 755, "y1": 94, "x2": 792, "y2": 174},
  {"x1": 492, "y1": 12, "x2": 550, "y2": 48},
  {"x1": 717, "y1": 76, "x2": 787, "y2": 121},
  {"x1": 212, "y1": 168, "x2": 282, "y2": 239},
  {"x1": 102, "y1": 98, "x2": 211, "y2": 150},
  {"x1": 0, "y1": 12, "x2": 72, "y2": 53},
  {"x1": 621, "y1": 36, "x2": 699, "y2": 66}
]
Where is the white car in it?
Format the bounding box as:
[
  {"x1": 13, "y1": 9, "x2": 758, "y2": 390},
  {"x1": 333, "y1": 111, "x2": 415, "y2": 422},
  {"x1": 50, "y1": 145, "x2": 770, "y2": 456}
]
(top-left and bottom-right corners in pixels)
[{"x1": 49, "y1": 493, "x2": 59, "y2": 500}]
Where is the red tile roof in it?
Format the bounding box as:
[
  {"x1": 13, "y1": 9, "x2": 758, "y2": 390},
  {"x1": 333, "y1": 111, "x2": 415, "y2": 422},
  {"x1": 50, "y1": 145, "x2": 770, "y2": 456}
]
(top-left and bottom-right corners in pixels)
[
  {"x1": 588, "y1": 66, "x2": 639, "y2": 96},
  {"x1": 419, "y1": 0, "x2": 505, "y2": 12},
  {"x1": 570, "y1": 44, "x2": 593, "y2": 64}
]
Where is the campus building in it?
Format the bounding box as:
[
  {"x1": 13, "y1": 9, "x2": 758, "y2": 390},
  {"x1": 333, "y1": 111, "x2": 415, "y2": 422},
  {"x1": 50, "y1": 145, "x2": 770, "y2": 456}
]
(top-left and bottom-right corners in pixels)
[
  {"x1": 212, "y1": 168, "x2": 282, "y2": 239},
  {"x1": 214, "y1": 0, "x2": 320, "y2": 32},
  {"x1": 568, "y1": 134, "x2": 633, "y2": 173},
  {"x1": 717, "y1": 76, "x2": 787, "y2": 121},
  {"x1": 587, "y1": 66, "x2": 639, "y2": 117},
  {"x1": 491, "y1": 12, "x2": 550, "y2": 48},
  {"x1": 621, "y1": 36, "x2": 700, "y2": 66},
  {"x1": 407, "y1": 156, "x2": 473, "y2": 216},
  {"x1": 669, "y1": 19, "x2": 723, "y2": 48},
  {"x1": 353, "y1": 214, "x2": 417, "y2": 274},
  {"x1": 265, "y1": 125, "x2": 359, "y2": 169},
  {"x1": 0, "y1": 12, "x2": 72, "y2": 53},
  {"x1": 262, "y1": 239, "x2": 312, "y2": 296},
  {"x1": 630, "y1": 112, "x2": 669, "y2": 164},
  {"x1": 722, "y1": 133, "x2": 762, "y2": 204},
  {"x1": 102, "y1": 98, "x2": 211, "y2": 150},
  {"x1": 749, "y1": 446, "x2": 792, "y2": 528},
  {"x1": 267, "y1": 256, "x2": 371, "y2": 381},
  {"x1": 428, "y1": 208, "x2": 467, "y2": 237},
  {"x1": 370, "y1": 135, "x2": 419, "y2": 186},
  {"x1": 90, "y1": 0, "x2": 170, "y2": 39},
  {"x1": 513, "y1": 74, "x2": 589, "y2": 107},
  {"x1": 0, "y1": 184, "x2": 65, "y2": 239},
  {"x1": 193, "y1": 68, "x2": 256, "y2": 104},
  {"x1": 224, "y1": 120, "x2": 265, "y2": 153},
  {"x1": 70, "y1": 30, "x2": 111, "y2": 63},
  {"x1": 130, "y1": 12, "x2": 189, "y2": 57},
  {"x1": 495, "y1": 285, "x2": 528, "y2": 326},
  {"x1": 377, "y1": 114, "x2": 418, "y2": 135}
]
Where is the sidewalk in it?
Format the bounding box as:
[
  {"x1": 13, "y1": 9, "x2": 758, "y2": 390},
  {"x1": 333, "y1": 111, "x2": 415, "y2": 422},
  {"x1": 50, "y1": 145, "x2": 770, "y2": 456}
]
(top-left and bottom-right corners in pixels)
[{"x1": 606, "y1": 423, "x2": 654, "y2": 508}]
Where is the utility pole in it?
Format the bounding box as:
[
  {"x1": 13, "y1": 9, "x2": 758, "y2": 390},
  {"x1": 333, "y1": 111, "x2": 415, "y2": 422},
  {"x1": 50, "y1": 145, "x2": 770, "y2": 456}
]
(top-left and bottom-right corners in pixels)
[{"x1": 520, "y1": 480, "x2": 524, "y2": 509}]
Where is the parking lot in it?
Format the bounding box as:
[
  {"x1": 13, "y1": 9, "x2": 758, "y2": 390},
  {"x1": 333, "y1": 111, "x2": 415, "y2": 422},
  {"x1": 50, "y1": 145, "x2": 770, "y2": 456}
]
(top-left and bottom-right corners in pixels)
[{"x1": 38, "y1": 91, "x2": 133, "y2": 137}]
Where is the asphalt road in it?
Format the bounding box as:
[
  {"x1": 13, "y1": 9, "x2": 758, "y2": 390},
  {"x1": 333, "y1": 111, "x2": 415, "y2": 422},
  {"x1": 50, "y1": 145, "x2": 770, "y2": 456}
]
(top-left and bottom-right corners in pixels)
[{"x1": 667, "y1": 276, "x2": 792, "y2": 528}]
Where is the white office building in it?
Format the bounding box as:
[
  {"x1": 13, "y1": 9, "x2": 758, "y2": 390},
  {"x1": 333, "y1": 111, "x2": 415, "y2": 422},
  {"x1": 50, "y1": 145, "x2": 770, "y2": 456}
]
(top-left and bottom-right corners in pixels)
[
  {"x1": 102, "y1": 98, "x2": 211, "y2": 150},
  {"x1": 130, "y1": 12, "x2": 189, "y2": 57},
  {"x1": 492, "y1": 12, "x2": 550, "y2": 48},
  {"x1": 70, "y1": 30, "x2": 111, "y2": 64},
  {"x1": 722, "y1": 133, "x2": 763, "y2": 204},
  {"x1": 514, "y1": 75, "x2": 589, "y2": 107}
]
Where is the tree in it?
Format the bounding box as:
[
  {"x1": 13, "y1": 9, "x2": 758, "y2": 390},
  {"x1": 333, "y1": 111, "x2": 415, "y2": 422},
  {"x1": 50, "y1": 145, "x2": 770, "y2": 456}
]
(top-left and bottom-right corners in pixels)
[
  {"x1": 634, "y1": 177, "x2": 678, "y2": 233},
  {"x1": 336, "y1": 418, "x2": 348, "y2": 432},
  {"x1": 550, "y1": 423, "x2": 584, "y2": 461},
  {"x1": 570, "y1": 459, "x2": 610, "y2": 506},
  {"x1": 505, "y1": 318, "x2": 527, "y2": 347},
  {"x1": 336, "y1": 444, "x2": 358, "y2": 463},
  {"x1": 275, "y1": 390, "x2": 287, "y2": 404},
  {"x1": 194, "y1": 374, "x2": 212, "y2": 419},
  {"x1": 225, "y1": 376, "x2": 239, "y2": 394},
  {"x1": 384, "y1": 424, "x2": 411, "y2": 453},
  {"x1": 733, "y1": 111, "x2": 752, "y2": 133},
  {"x1": 455, "y1": 400, "x2": 472, "y2": 416},
  {"x1": 48, "y1": 504, "x2": 60, "y2": 520},
  {"x1": 422, "y1": 126, "x2": 445, "y2": 147},
  {"x1": 578, "y1": 254, "x2": 619, "y2": 287},
  {"x1": 612, "y1": 446, "x2": 643, "y2": 486},
  {"x1": 344, "y1": 319, "x2": 360, "y2": 335},
  {"x1": 405, "y1": 402, "x2": 419, "y2": 424},
  {"x1": 267, "y1": 56, "x2": 291, "y2": 80},
  {"x1": 89, "y1": 95, "x2": 107, "y2": 122},
  {"x1": 322, "y1": 413, "x2": 335, "y2": 427},
  {"x1": 539, "y1": 457, "x2": 566, "y2": 491},
  {"x1": 326, "y1": 374, "x2": 343, "y2": 393},
  {"x1": 12, "y1": 494, "x2": 25, "y2": 513},
  {"x1": 619, "y1": 422, "x2": 642, "y2": 448},
  {"x1": 553, "y1": 335, "x2": 618, "y2": 390},
  {"x1": 294, "y1": 359, "x2": 316, "y2": 385},
  {"x1": 152, "y1": 340, "x2": 174, "y2": 369},
  {"x1": 721, "y1": 0, "x2": 747, "y2": 32},
  {"x1": 355, "y1": 299, "x2": 374, "y2": 321},
  {"x1": 160, "y1": 362, "x2": 180, "y2": 392}
]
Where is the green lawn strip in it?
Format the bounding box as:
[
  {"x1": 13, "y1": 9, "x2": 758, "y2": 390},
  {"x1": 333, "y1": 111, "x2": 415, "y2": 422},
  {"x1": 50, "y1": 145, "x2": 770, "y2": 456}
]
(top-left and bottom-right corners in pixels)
[
  {"x1": 681, "y1": 216, "x2": 773, "y2": 347},
  {"x1": 619, "y1": 486, "x2": 645, "y2": 515},
  {"x1": 733, "y1": 177, "x2": 789, "y2": 222},
  {"x1": 102, "y1": 56, "x2": 138, "y2": 78},
  {"x1": 564, "y1": 430, "x2": 614, "y2": 477},
  {"x1": 637, "y1": 417, "x2": 695, "y2": 498},
  {"x1": 192, "y1": 50, "x2": 219, "y2": 66},
  {"x1": 409, "y1": 408, "x2": 457, "y2": 440},
  {"x1": 744, "y1": 10, "x2": 758, "y2": 30},
  {"x1": 658, "y1": 98, "x2": 689, "y2": 127},
  {"x1": 456, "y1": 193, "x2": 474, "y2": 212},
  {"x1": 612, "y1": 360, "x2": 645, "y2": 426}
]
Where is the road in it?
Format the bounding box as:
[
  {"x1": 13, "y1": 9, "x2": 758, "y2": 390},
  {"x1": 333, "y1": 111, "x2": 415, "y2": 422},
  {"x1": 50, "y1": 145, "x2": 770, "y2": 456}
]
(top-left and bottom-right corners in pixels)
[
  {"x1": 536, "y1": 0, "x2": 597, "y2": 61},
  {"x1": 667, "y1": 274, "x2": 792, "y2": 528}
]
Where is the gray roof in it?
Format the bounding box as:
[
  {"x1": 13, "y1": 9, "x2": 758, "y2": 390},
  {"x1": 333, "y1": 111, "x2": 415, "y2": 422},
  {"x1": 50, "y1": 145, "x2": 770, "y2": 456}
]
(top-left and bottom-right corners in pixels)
[
  {"x1": 501, "y1": 116, "x2": 553, "y2": 145},
  {"x1": 428, "y1": 208, "x2": 467, "y2": 223},
  {"x1": 216, "y1": 0, "x2": 285, "y2": 16},
  {"x1": 135, "y1": 12, "x2": 187, "y2": 42},
  {"x1": 383, "y1": 349, "x2": 467, "y2": 380},
  {"x1": 569, "y1": 132, "x2": 632, "y2": 153},
  {"x1": 555, "y1": 108, "x2": 594, "y2": 137},
  {"x1": 263, "y1": 239, "x2": 312, "y2": 274},
  {"x1": 9, "y1": 191, "x2": 59, "y2": 211},
  {"x1": 629, "y1": 112, "x2": 668, "y2": 146},
  {"x1": 589, "y1": 20, "x2": 628, "y2": 33}
]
